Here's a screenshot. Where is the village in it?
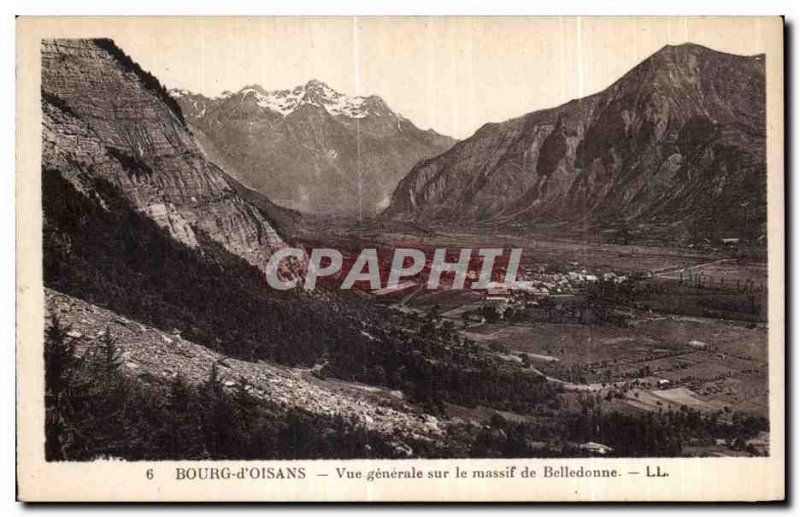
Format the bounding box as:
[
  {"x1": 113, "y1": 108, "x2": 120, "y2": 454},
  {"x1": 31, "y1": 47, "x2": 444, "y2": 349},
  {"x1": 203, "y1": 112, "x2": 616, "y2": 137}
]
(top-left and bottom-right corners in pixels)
[
  {"x1": 374, "y1": 261, "x2": 630, "y2": 322},
  {"x1": 366, "y1": 254, "x2": 769, "y2": 458}
]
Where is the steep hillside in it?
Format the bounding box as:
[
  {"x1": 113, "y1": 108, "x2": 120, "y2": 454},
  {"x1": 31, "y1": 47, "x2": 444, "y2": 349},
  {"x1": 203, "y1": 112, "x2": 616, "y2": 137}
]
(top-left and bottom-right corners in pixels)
[
  {"x1": 42, "y1": 38, "x2": 285, "y2": 268},
  {"x1": 174, "y1": 81, "x2": 455, "y2": 216},
  {"x1": 41, "y1": 39, "x2": 556, "y2": 417},
  {"x1": 384, "y1": 44, "x2": 766, "y2": 243},
  {"x1": 46, "y1": 288, "x2": 446, "y2": 458}
]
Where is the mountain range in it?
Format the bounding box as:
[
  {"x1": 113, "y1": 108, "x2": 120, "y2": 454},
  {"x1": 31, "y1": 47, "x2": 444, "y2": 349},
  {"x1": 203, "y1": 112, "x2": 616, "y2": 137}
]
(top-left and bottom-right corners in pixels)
[
  {"x1": 174, "y1": 81, "x2": 455, "y2": 216},
  {"x1": 37, "y1": 37, "x2": 771, "y2": 462},
  {"x1": 38, "y1": 40, "x2": 553, "y2": 458},
  {"x1": 42, "y1": 38, "x2": 287, "y2": 268},
  {"x1": 40, "y1": 37, "x2": 383, "y2": 372},
  {"x1": 383, "y1": 44, "x2": 766, "y2": 243}
]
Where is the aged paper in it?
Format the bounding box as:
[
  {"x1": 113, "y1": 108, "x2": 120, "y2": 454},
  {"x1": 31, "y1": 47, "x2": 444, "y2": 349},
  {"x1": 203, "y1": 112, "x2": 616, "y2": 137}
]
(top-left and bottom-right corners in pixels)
[{"x1": 17, "y1": 16, "x2": 784, "y2": 501}]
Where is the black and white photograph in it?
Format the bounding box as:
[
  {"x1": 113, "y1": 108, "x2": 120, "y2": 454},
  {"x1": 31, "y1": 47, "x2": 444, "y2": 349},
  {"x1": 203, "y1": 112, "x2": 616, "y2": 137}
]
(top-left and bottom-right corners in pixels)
[{"x1": 14, "y1": 14, "x2": 785, "y2": 502}]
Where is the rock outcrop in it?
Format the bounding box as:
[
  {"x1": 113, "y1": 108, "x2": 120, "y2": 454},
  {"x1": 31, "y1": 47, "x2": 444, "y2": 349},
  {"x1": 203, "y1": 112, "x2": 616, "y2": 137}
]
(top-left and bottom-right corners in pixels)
[
  {"x1": 46, "y1": 288, "x2": 446, "y2": 452},
  {"x1": 42, "y1": 38, "x2": 285, "y2": 268},
  {"x1": 174, "y1": 81, "x2": 455, "y2": 216},
  {"x1": 384, "y1": 44, "x2": 766, "y2": 243}
]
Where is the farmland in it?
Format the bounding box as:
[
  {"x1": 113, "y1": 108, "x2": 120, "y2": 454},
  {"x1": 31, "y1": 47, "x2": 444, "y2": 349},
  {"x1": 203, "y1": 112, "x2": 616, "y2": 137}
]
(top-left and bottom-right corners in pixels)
[
  {"x1": 293, "y1": 219, "x2": 771, "y2": 455},
  {"x1": 457, "y1": 316, "x2": 768, "y2": 416}
]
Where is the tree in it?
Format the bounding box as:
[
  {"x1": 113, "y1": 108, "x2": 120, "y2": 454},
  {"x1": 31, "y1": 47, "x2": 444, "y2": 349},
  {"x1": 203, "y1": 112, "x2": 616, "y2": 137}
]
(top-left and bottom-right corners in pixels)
[
  {"x1": 160, "y1": 375, "x2": 205, "y2": 457},
  {"x1": 98, "y1": 328, "x2": 123, "y2": 372},
  {"x1": 45, "y1": 315, "x2": 76, "y2": 405},
  {"x1": 482, "y1": 305, "x2": 499, "y2": 324},
  {"x1": 198, "y1": 363, "x2": 239, "y2": 458},
  {"x1": 44, "y1": 315, "x2": 77, "y2": 460}
]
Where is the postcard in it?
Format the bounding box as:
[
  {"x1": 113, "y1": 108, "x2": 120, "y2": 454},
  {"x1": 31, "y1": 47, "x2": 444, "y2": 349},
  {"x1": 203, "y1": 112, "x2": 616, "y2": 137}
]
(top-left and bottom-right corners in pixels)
[{"x1": 16, "y1": 16, "x2": 785, "y2": 502}]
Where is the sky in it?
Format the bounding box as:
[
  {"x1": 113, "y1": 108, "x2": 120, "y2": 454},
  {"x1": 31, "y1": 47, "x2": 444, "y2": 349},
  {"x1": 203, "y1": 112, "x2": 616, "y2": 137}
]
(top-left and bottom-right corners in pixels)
[{"x1": 50, "y1": 16, "x2": 778, "y2": 139}]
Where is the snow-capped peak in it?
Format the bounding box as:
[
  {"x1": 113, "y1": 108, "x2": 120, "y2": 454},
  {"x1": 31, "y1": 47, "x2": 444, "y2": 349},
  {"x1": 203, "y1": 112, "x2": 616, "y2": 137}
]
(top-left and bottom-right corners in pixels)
[
  {"x1": 169, "y1": 88, "x2": 209, "y2": 117},
  {"x1": 169, "y1": 87, "x2": 194, "y2": 98},
  {"x1": 237, "y1": 80, "x2": 378, "y2": 119}
]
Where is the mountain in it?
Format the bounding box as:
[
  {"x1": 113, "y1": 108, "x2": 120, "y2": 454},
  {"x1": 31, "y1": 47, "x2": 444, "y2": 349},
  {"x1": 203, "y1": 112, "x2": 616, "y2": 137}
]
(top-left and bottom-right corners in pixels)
[
  {"x1": 173, "y1": 80, "x2": 456, "y2": 216},
  {"x1": 40, "y1": 37, "x2": 388, "y2": 368},
  {"x1": 383, "y1": 44, "x2": 766, "y2": 243},
  {"x1": 45, "y1": 288, "x2": 445, "y2": 459},
  {"x1": 42, "y1": 38, "x2": 286, "y2": 269}
]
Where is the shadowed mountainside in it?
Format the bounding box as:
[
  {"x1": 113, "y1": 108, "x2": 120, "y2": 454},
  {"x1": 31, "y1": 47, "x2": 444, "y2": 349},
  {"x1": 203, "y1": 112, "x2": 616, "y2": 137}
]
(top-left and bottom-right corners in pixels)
[
  {"x1": 384, "y1": 44, "x2": 766, "y2": 244},
  {"x1": 42, "y1": 38, "x2": 286, "y2": 268},
  {"x1": 175, "y1": 81, "x2": 455, "y2": 216}
]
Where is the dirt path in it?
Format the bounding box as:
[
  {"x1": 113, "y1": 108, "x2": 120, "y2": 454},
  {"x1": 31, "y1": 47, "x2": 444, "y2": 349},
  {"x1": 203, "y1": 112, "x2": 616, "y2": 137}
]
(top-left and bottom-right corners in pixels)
[
  {"x1": 527, "y1": 366, "x2": 617, "y2": 392},
  {"x1": 652, "y1": 258, "x2": 730, "y2": 277}
]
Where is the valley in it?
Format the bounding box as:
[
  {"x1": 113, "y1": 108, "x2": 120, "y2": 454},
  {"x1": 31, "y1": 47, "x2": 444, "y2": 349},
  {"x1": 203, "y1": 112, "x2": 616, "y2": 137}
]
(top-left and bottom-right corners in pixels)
[
  {"x1": 292, "y1": 218, "x2": 768, "y2": 415},
  {"x1": 39, "y1": 37, "x2": 771, "y2": 462},
  {"x1": 275, "y1": 215, "x2": 770, "y2": 456}
]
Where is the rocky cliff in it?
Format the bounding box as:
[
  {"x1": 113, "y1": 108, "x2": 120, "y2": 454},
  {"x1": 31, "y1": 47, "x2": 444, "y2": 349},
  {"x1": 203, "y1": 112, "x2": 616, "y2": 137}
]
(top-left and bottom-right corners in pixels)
[
  {"x1": 174, "y1": 81, "x2": 455, "y2": 216},
  {"x1": 384, "y1": 44, "x2": 766, "y2": 243},
  {"x1": 42, "y1": 38, "x2": 285, "y2": 268},
  {"x1": 46, "y1": 287, "x2": 446, "y2": 454}
]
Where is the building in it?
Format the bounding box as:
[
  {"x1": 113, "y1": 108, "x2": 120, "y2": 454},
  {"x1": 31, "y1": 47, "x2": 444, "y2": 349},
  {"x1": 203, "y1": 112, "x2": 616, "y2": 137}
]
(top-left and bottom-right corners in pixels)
[
  {"x1": 373, "y1": 281, "x2": 417, "y2": 297},
  {"x1": 580, "y1": 442, "x2": 614, "y2": 455},
  {"x1": 482, "y1": 281, "x2": 512, "y2": 302}
]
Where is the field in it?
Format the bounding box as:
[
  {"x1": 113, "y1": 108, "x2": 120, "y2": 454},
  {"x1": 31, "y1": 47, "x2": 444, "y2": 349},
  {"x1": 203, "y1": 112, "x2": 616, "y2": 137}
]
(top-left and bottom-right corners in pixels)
[
  {"x1": 455, "y1": 314, "x2": 768, "y2": 416},
  {"x1": 305, "y1": 221, "x2": 771, "y2": 442},
  {"x1": 657, "y1": 259, "x2": 768, "y2": 286},
  {"x1": 297, "y1": 218, "x2": 737, "y2": 274}
]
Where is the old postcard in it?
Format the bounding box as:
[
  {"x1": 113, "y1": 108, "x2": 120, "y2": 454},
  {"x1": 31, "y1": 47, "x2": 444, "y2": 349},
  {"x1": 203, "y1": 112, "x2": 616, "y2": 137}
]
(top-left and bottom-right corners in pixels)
[{"x1": 16, "y1": 16, "x2": 784, "y2": 502}]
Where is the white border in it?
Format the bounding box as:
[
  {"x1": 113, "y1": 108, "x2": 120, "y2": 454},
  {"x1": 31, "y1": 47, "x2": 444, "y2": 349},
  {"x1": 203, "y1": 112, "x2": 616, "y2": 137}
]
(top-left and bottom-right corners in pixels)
[{"x1": 4, "y1": 1, "x2": 797, "y2": 514}]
